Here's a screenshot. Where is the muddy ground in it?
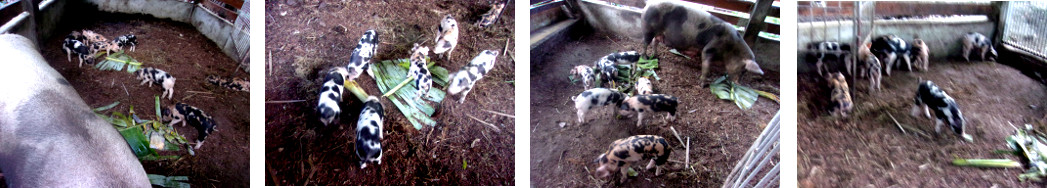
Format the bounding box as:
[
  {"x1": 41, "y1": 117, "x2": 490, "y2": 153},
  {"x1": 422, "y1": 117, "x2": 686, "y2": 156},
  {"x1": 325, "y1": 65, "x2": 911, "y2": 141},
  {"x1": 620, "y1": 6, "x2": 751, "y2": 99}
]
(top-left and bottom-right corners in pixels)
[
  {"x1": 0, "y1": 10, "x2": 250, "y2": 188},
  {"x1": 265, "y1": 0, "x2": 516, "y2": 186},
  {"x1": 797, "y1": 60, "x2": 1047, "y2": 187},
  {"x1": 529, "y1": 32, "x2": 780, "y2": 187}
]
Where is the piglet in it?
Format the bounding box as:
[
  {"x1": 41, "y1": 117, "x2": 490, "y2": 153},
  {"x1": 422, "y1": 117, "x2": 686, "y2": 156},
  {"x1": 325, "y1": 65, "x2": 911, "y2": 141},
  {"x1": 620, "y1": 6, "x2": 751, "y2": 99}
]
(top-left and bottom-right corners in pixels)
[
  {"x1": 407, "y1": 44, "x2": 432, "y2": 100},
  {"x1": 62, "y1": 38, "x2": 92, "y2": 67},
  {"x1": 448, "y1": 50, "x2": 499, "y2": 103},
  {"x1": 134, "y1": 67, "x2": 176, "y2": 99},
  {"x1": 570, "y1": 65, "x2": 595, "y2": 90},
  {"x1": 572, "y1": 88, "x2": 626, "y2": 123},
  {"x1": 635, "y1": 77, "x2": 653, "y2": 95},
  {"x1": 962, "y1": 32, "x2": 997, "y2": 62},
  {"x1": 114, "y1": 34, "x2": 138, "y2": 52},
  {"x1": 163, "y1": 103, "x2": 218, "y2": 149},
  {"x1": 911, "y1": 38, "x2": 930, "y2": 71},
  {"x1": 347, "y1": 30, "x2": 379, "y2": 81},
  {"x1": 619, "y1": 94, "x2": 678, "y2": 127},
  {"x1": 912, "y1": 80, "x2": 970, "y2": 141},
  {"x1": 828, "y1": 72, "x2": 853, "y2": 117},
  {"x1": 316, "y1": 67, "x2": 348, "y2": 126},
  {"x1": 593, "y1": 51, "x2": 641, "y2": 88},
  {"x1": 870, "y1": 34, "x2": 912, "y2": 75},
  {"x1": 594, "y1": 135, "x2": 672, "y2": 184},
  {"x1": 476, "y1": 1, "x2": 507, "y2": 28},
  {"x1": 434, "y1": 15, "x2": 459, "y2": 61},
  {"x1": 356, "y1": 96, "x2": 385, "y2": 169}
]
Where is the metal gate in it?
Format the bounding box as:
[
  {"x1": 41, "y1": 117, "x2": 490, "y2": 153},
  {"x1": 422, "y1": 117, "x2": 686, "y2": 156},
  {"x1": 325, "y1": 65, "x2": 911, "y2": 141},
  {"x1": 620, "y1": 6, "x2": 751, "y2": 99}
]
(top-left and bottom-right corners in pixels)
[{"x1": 1001, "y1": 1, "x2": 1047, "y2": 61}]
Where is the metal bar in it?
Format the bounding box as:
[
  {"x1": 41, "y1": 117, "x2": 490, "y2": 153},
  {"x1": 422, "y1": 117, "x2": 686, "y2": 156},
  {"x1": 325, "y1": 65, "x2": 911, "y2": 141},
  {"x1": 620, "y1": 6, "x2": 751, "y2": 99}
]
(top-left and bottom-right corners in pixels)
[
  {"x1": 0, "y1": 11, "x2": 27, "y2": 33},
  {"x1": 753, "y1": 164, "x2": 780, "y2": 188}
]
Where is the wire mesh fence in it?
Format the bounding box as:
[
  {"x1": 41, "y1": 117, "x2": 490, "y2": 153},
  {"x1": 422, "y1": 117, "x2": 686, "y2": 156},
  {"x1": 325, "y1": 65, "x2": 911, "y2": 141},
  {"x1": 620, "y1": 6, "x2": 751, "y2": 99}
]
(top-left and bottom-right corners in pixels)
[{"x1": 1002, "y1": 1, "x2": 1047, "y2": 61}]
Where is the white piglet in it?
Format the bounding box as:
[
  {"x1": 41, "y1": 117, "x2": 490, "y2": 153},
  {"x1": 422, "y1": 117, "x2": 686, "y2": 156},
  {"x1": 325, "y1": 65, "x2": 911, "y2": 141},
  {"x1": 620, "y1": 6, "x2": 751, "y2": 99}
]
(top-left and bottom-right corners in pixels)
[
  {"x1": 448, "y1": 50, "x2": 499, "y2": 104},
  {"x1": 433, "y1": 15, "x2": 459, "y2": 61}
]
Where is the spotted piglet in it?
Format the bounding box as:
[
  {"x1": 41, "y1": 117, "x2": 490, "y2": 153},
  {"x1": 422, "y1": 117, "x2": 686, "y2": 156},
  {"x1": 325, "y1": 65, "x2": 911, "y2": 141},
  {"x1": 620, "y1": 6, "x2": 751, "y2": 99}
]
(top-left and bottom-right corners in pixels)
[
  {"x1": 570, "y1": 65, "x2": 595, "y2": 89},
  {"x1": 912, "y1": 80, "x2": 971, "y2": 141},
  {"x1": 114, "y1": 34, "x2": 138, "y2": 52},
  {"x1": 476, "y1": 1, "x2": 506, "y2": 28},
  {"x1": 828, "y1": 72, "x2": 853, "y2": 117},
  {"x1": 62, "y1": 38, "x2": 92, "y2": 67},
  {"x1": 316, "y1": 67, "x2": 348, "y2": 126},
  {"x1": 163, "y1": 103, "x2": 218, "y2": 149},
  {"x1": 962, "y1": 32, "x2": 997, "y2": 62},
  {"x1": 619, "y1": 94, "x2": 678, "y2": 127},
  {"x1": 594, "y1": 135, "x2": 671, "y2": 184},
  {"x1": 911, "y1": 38, "x2": 930, "y2": 71},
  {"x1": 434, "y1": 15, "x2": 459, "y2": 61},
  {"x1": 134, "y1": 67, "x2": 176, "y2": 99},
  {"x1": 407, "y1": 44, "x2": 433, "y2": 100},
  {"x1": 572, "y1": 88, "x2": 626, "y2": 124},
  {"x1": 448, "y1": 50, "x2": 499, "y2": 103},
  {"x1": 92, "y1": 41, "x2": 121, "y2": 55},
  {"x1": 594, "y1": 51, "x2": 641, "y2": 87},
  {"x1": 356, "y1": 96, "x2": 385, "y2": 169},
  {"x1": 81, "y1": 30, "x2": 108, "y2": 44},
  {"x1": 635, "y1": 77, "x2": 653, "y2": 95},
  {"x1": 346, "y1": 30, "x2": 379, "y2": 81}
]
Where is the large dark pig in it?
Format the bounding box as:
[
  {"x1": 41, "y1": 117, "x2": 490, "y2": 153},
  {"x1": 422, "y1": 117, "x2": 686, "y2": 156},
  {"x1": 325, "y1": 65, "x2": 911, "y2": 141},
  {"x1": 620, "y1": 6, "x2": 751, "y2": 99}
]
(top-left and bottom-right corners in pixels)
[
  {"x1": 0, "y1": 34, "x2": 150, "y2": 187},
  {"x1": 641, "y1": 0, "x2": 764, "y2": 85}
]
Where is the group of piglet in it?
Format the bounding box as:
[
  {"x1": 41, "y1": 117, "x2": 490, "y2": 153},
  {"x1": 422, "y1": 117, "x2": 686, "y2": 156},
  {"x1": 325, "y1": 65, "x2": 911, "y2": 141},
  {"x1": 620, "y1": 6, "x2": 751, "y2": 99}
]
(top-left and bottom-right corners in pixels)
[
  {"x1": 315, "y1": 3, "x2": 506, "y2": 169},
  {"x1": 811, "y1": 32, "x2": 995, "y2": 141},
  {"x1": 63, "y1": 30, "x2": 250, "y2": 150},
  {"x1": 571, "y1": 0, "x2": 774, "y2": 184}
]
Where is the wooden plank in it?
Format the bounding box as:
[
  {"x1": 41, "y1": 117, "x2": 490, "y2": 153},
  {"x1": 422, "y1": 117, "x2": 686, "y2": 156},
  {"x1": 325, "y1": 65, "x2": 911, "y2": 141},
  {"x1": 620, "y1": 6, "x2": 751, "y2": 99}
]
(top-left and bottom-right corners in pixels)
[
  {"x1": 765, "y1": 23, "x2": 779, "y2": 34},
  {"x1": 874, "y1": 2, "x2": 992, "y2": 18},
  {"x1": 214, "y1": 0, "x2": 243, "y2": 9},
  {"x1": 743, "y1": 0, "x2": 773, "y2": 46},
  {"x1": 685, "y1": 0, "x2": 753, "y2": 14}
]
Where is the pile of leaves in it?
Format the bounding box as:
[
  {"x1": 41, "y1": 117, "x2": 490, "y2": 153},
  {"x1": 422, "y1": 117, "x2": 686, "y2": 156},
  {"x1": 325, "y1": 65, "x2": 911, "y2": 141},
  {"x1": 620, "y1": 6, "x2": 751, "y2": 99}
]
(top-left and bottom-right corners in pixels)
[
  {"x1": 93, "y1": 51, "x2": 143, "y2": 73},
  {"x1": 710, "y1": 76, "x2": 780, "y2": 110},
  {"x1": 362, "y1": 58, "x2": 451, "y2": 130},
  {"x1": 95, "y1": 96, "x2": 191, "y2": 160},
  {"x1": 568, "y1": 57, "x2": 660, "y2": 95},
  {"x1": 953, "y1": 123, "x2": 1047, "y2": 182}
]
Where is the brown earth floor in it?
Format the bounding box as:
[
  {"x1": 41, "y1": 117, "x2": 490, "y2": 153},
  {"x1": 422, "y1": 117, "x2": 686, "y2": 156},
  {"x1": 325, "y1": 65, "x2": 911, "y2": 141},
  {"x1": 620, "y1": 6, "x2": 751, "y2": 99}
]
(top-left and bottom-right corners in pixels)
[
  {"x1": 798, "y1": 61, "x2": 1047, "y2": 187},
  {"x1": 265, "y1": 0, "x2": 516, "y2": 186},
  {"x1": 10, "y1": 11, "x2": 250, "y2": 188},
  {"x1": 529, "y1": 33, "x2": 781, "y2": 187}
]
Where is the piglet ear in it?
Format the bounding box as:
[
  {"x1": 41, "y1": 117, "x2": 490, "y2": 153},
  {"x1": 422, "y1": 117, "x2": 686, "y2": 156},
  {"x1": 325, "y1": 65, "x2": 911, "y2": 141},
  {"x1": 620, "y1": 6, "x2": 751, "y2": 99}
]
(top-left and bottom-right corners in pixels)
[{"x1": 745, "y1": 60, "x2": 764, "y2": 75}]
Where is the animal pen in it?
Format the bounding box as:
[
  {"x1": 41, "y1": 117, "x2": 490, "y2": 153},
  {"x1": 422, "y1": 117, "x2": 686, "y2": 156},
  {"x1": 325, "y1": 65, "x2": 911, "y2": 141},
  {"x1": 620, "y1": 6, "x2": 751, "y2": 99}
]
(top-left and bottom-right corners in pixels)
[
  {"x1": 530, "y1": 0, "x2": 780, "y2": 187},
  {"x1": 0, "y1": 0, "x2": 252, "y2": 187},
  {"x1": 798, "y1": 1, "x2": 1047, "y2": 187}
]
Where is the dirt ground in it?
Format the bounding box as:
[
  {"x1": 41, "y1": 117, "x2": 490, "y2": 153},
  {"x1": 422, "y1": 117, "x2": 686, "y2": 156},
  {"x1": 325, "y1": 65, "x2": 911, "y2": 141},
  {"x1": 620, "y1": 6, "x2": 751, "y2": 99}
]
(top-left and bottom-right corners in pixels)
[
  {"x1": 265, "y1": 0, "x2": 516, "y2": 186},
  {"x1": 797, "y1": 60, "x2": 1047, "y2": 187},
  {"x1": 529, "y1": 32, "x2": 780, "y2": 187},
  {"x1": 0, "y1": 10, "x2": 250, "y2": 188}
]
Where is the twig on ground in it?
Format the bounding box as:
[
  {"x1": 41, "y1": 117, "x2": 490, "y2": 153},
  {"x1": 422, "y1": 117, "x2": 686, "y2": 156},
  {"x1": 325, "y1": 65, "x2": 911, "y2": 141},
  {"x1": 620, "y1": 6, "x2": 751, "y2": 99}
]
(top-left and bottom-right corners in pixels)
[
  {"x1": 466, "y1": 114, "x2": 502, "y2": 133},
  {"x1": 886, "y1": 112, "x2": 906, "y2": 134},
  {"x1": 187, "y1": 91, "x2": 214, "y2": 95},
  {"x1": 503, "y1": 38, "x2": 510, "y2": 57},
  {"x1": 686, "y1": 137, "x2": 691, "y2": 168},
  {"x1": 122, "y1": 84, "x2": 129, "y2": 96},
  {"x1": 670, "y1": 126, "x2": 685, "y2": 146},
  {"x1": 483, "y1": 109, "x2": 515, "y2": 118},
  {"x1": 266, "y1": 100, "x2": 307, "y2": 103}
]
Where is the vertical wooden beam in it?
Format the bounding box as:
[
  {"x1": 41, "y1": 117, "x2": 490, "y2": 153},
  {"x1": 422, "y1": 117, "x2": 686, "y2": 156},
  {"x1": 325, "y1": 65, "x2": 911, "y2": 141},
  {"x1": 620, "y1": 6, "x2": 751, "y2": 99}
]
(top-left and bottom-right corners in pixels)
[
  {"x1": 993, "y1": 1, "x2": 1007, "y2": 48},
  {"x1": 21, "y1": 0, "x2": 37, "y2": 45},
  {"x1": 743, "y1": 0, "x2": 773, "y2": 47}
]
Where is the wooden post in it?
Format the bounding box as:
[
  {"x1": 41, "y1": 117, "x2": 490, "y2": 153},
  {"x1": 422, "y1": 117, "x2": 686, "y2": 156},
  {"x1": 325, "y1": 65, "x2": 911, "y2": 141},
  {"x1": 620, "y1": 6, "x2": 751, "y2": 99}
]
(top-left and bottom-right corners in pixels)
[
  {"x1": 21, "y1": 0, "x2": 38, "y2": 45},
  {"x1": 993, "y1": 2, "x2": 1008, "y2": 49},
  {"x1": 743, "y1": 0, "x2": 774, "y2": 47}
]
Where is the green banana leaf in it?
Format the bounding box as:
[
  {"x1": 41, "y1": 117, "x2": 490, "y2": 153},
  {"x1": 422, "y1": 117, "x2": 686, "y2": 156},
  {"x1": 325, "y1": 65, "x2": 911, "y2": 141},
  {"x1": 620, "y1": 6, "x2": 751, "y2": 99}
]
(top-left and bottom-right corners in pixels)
[
  {"x1": 94, "y1": 51, "x2": 143, "y2": 73},
  {"x1": 710, "y1": 76, "x2": 760, "y2": 110},
  {"x1": 367, "y1": 58, "x2": 450, "y2": 129},
  {"x1": 148, "y1": 174, "x2": 190, "y2": 188}
]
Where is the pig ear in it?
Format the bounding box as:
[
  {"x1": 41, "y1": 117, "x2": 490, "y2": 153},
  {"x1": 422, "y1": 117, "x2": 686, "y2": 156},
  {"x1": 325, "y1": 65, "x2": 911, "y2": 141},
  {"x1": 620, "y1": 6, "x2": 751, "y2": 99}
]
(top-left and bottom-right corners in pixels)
[{"x1": 745, "y1": 60, "x2": 764, "y2": 75}]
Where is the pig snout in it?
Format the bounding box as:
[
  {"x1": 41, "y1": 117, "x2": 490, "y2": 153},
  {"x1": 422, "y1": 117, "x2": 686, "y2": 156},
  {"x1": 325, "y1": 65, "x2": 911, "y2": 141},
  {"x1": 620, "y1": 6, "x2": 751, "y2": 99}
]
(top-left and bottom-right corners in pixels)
[{"x1": 745, "y1": 60, "x2": 764, "y2": 75}]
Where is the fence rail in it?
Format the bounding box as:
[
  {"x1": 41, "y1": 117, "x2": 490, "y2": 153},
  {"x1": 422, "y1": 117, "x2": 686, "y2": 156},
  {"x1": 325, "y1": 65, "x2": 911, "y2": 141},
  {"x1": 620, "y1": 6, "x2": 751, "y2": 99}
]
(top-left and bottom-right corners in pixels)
[
  {"x1": 723, "y1": 111, "x2": 780, "y2": 188},
  {"x1": 1002, "y1": 1, "x2": 1047, "y2": 61}
]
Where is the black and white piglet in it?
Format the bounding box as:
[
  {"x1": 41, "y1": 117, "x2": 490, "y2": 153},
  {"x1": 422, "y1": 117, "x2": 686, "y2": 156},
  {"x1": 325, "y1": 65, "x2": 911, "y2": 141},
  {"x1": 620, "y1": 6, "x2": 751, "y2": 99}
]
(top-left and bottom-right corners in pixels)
[
  {"x1": 594, "y1": 135, "x2": 671, "y2": 184},
  {"x1": 572, "y1": 88, "x2": 626, "y2": 124},
  {"x1": 619, "y1": 94, "x2": 678, "y2": 127},
  {"x1": 114, "y1": 34, "x2": 138, "y2": 52},
  {"x1": 163, "y1": 103, "x2": 218, "y2": 149},
  {"x1": 570, "y1": 65, "x2": 595, "y2": 90},
  {"x1": 316, "y1": 67, "x2": 348, "y2": 126},
  {"x1": 476, "y1": 1, "x2": 506, "y2": 28},
  {"x1": 346, "y1": 30, "x2": 378, "y2": 81},
  {"x1": 62, "y1": 38, "x2": 93, "y2": 67},
  {"x1": 912, "y1": 80, "x2": 970, "y2": 141},
  {"x1": 594, "y1": 51, "x2": 641, "y2": 87},
  {"x1": 806, "y1": 41, "x2": 852, "y2": 76},
  {"x1": 356, "y1": 96, "x2": 385, "y2": 169},
  {"x1": 870, "y1": 34, "x2": 912, "y2": 75},
  {"x1": 962, "y1": 32, "x2": 997, "y2": 62},
  {"x1": 134, "y1": 67, "x2": 176, "y2": 99},
  {"x1": 408, "y1": 44, "x2": 433, "y2": 100},
  {"x1": 448, "y1": 50, "x2": 499, "y2": 103}
]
